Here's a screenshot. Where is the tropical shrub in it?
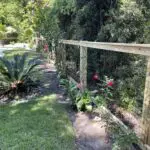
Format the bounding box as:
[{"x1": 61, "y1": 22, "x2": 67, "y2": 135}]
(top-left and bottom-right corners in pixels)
[{"x1": 0, "y1": 53, "x2": 41, "y2": 98}]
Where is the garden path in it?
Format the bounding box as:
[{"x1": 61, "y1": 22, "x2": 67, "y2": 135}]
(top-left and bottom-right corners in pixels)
[{"x1": 40, "y1": 62, "x2": 111, "y2": 150}]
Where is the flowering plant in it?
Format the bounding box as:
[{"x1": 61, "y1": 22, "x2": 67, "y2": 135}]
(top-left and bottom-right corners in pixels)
[
  {"x1": 97, "y1": 76, "x2": 114, "y2": 102},
  {"x1": 92, "y1": 72, "x2": 99, "y2": 81},
  {"x1": 44, "y1": 44, "x2": 49, "y2": 52}
]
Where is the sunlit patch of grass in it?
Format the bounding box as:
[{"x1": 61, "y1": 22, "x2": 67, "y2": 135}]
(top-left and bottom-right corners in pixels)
[
  {"x1": 3, "y1": 49, "x2": 40, "y2": 60},
  {"x1": 0, "y1": 95, "x2": 75, "y2": 150}
]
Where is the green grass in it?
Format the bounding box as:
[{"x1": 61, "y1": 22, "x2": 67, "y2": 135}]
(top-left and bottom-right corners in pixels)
[
  {"x1": 3, "y1": 49, "x2": 40, "y2": 59},
  {"x1": 0, "y1": 95, "x2": 75, "y2": 150},
  {"x1": 0, "y1": 49, "x2": 75, "y2": 150}
]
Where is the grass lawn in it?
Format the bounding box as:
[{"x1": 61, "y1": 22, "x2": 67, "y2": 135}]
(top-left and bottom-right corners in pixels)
[
  {"x1": 0, "y1": 49, "x2": 75, "y2": 150},
  {"x1": 0, "y1": 95, "x2": 75, "y2": 150},
  {"x1": 3, "y1": 49, "x2": 40, "y2": 59}
]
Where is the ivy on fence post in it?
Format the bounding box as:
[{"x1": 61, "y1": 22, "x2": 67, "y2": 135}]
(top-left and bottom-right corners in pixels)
[
  {"x1": 80, "y1": 46, "x2": 87, "y2": 92},
  {"x1": 142, "y1": 56, "x2": 150, "y2": 146}
]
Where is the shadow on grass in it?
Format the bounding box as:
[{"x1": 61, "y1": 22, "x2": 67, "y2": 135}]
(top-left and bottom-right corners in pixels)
[{"x1": 0, "y1": 94, "x2": 75, "y2": 150}]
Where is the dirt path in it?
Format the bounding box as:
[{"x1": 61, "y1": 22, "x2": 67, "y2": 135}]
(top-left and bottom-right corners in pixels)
[
  {"x1": 69, "y1": 111, "x2": 111, "y2": 150},
  {"x1": 40, "y1": 63, "x2": 111, "y2": 150}
]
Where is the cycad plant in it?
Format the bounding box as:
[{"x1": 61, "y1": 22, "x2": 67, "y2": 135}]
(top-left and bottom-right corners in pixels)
[{"x1": 0, "y1": 53, "x2": 41, "y2": 98}]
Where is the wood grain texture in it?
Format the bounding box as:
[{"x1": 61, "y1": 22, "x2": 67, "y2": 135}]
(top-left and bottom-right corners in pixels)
[
  {"x1": 80, "y1": 46, "x2": 87, "y2": 91},
  {"x1": 142, "y1": 57, "x2": 150, "y2": 146},
  {"x1": 60, "y1": 40, "x2": 150, "y2": 56}
]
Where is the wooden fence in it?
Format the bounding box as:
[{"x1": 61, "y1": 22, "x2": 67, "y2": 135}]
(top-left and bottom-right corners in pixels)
[{"x1": 59, "y1": 40, "x2": 150, "y2": 148}]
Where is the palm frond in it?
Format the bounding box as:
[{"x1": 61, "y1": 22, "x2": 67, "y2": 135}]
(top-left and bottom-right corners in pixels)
[
  {"x1": 0, "y1": 57, "x2": 14, "y2": 81},
  {"x1": 19, "y1": 53, "x2": 28, "y2": 73}
]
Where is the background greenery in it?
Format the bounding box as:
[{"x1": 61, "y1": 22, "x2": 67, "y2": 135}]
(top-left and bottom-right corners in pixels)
[
  {"x1": 41, "y1": 0, "x2": 149, "y2": 113},
  {"x1": 1, "y1": 0, "x2": 150, "y2": 113}
]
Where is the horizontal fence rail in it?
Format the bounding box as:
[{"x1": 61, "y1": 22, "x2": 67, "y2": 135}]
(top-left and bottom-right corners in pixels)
[{"x1": 60, "y1": 40, "x2": 150, "y2": 56}]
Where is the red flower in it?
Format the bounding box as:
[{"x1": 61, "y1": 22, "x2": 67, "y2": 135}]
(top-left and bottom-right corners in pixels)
[
  {"x1": 77, "y1": 83, "x2": 82, "y2": 89},
  {"x1": 92, "y1": 73, "x2": 99, "y2": 81},
  {"x1": 107, "y1": 81, "x2": 114, "y2": 87},
  {"x1": 44, "y1": 44, "x2": 49, "y2": 52},
  {"x1": 11, "y1": 83, "x2": 17, "y2": 89},
  {"x1": 112, "y1": 104, "x2": 117, "y2": 109}
]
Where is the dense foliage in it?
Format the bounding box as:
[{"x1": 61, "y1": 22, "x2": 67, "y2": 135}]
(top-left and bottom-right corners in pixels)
[
  {"x1": 1, "y1": 0, "x2": 150, "y2": 112},
  {"x1": 0, "y1": 0, "x2": 49, "y2": 43},
  {"x1": 39, "y1": 0, "x2": 149, "y2": 113}
]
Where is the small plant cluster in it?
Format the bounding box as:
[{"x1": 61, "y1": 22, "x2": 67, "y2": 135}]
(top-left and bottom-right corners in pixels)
[
  {"x1": 60, "y1": 78, "x2": 92, "y2": 111},
  {"x1": 59, "y1": 72, "x2": 114, "y2": 112},
  {"x1": 112, "y1": 131, "x2": 138, "y2": 150},
  {"x1": 91, "y1": 72, "x2": 114, "y2": 107}
]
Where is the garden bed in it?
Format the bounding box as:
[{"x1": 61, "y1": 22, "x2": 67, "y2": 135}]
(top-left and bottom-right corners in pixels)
[{"x1": 63, "y1": 76, "x2": 149, "y2": 150}]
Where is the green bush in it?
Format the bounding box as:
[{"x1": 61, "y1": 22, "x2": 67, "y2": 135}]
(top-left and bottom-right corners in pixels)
[
  {"x1": 0, "y1": 53, "x2": 41, "y2": 98},
  {"x1": 0, "y1": 24, "x2": 6, "y2": 40}
]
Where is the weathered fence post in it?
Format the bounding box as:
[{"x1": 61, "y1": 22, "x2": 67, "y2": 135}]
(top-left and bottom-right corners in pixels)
[
  {"x1": 80, "y1": 46, "x2": 87, "y2": 91},
  {"x1": 56, "y1": 43, "x2": 66, "y2": 76},
  {"x1": 61, "y1": 44, "x2": 66, "y2": 76},
  {"x1": 142, "y1": 57, "x2": 150, "y2": 146}
]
